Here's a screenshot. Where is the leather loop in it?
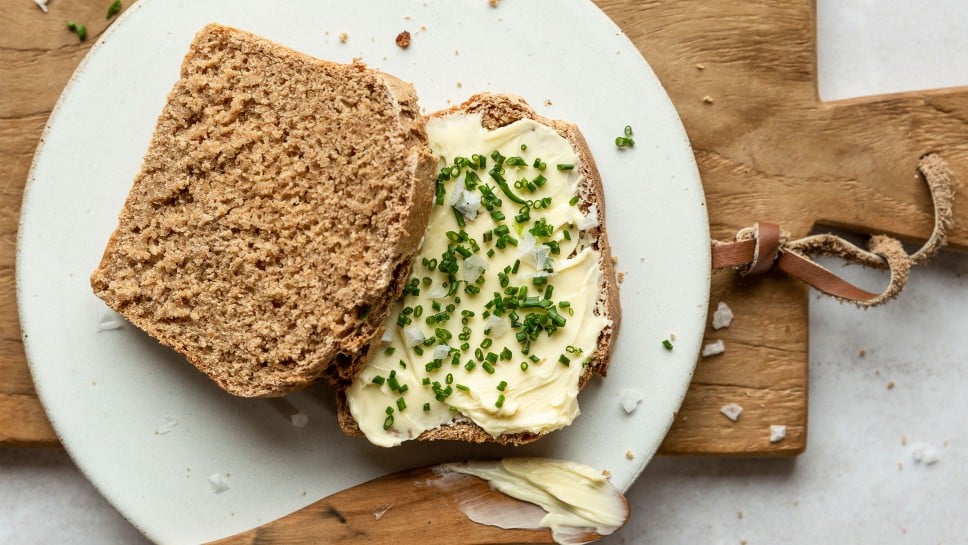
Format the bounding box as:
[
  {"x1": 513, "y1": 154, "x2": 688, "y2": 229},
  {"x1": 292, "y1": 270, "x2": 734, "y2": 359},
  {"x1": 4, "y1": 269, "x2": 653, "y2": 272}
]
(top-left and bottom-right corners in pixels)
[
  {"x1": 749, "y1": 222, "x2": 781, "y2": 275},
  {"x1": 709, "y1": 154, "x2": 956, "y2": 308}
]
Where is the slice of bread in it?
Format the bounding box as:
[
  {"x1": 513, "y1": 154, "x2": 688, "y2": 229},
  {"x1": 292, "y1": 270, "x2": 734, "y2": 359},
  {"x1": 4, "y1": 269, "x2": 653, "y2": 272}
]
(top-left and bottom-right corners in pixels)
[
  {"x1": 334, "y1": 93, "x2": 621, "y2": 446},
  {"x1": 90, "y1": 24, "x2": 436, "y2": 397}
]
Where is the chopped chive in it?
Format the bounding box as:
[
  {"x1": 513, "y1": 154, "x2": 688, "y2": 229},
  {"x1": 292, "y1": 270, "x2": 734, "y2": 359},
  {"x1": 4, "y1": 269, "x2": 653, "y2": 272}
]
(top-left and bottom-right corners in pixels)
[
  {"x1": 662, "y1": 339, "x2": 674, "y2": 350},
  {"x1": 383, "y1": 414, "x2": 394, "y2": 430},
  {"x1": 520, "y1": 144, "x2": 527, "y2": 151},
  {"x1": 520, "y1": 361, "x2": 529, "y2": 371},
  {"x1": 386, "y1": 406, "x2": 395, "y2": 415},
  {"x1": 384, "y1": 346, "x2": 396, "y2": 356},
  {"x1": 497, "y1": 380, "x2": 508, "y2": 391},
  {"x1": 569, "y1": 195, "x2": 580, "y2": 206},
  {"x1": 482, "y1": 361, "x2": 495, "y2": 374},
  {"x1": 422, "y1": 377, "x2": 431, "y2": 385},
  {"x1": 413, "y1": 345, "x2": 424, "y2": 356},
  {"x1": 485, "y1": 352, "x2": 498, "y2": 364},
  {"x1": 372, "y1": 375, "x2": 386, "y2": 385},
  {"x1": 500, "y1": 347, "x2": 512, "y2": 360},
  {"x1": 106, "y1": 0, "x2": 122, "y2": 19},
  {"x1": 559, "y1": 354, "x2": 571, "y2": 366},
  {"x1": 562, "y1": 229, "x2": 572, "y2": 241},
  {"x1": 456, "y1": 384, "x2": 470, "y2": 392},
  {"x1": 397, "y1": 397, "x2": 407, "y2": 411},
  {"x1": 480, "y1": 337, "x2": 493, "y2": 349},
  {"x1": 446, "y1": 373, "x2": 454, "y2": 384},
  {"x1": 529, "y1": 354, "x2": 540, "y2": 362},
  {"x1": 556, "y1": 163, "x2": 575, "y2": 171},
  {"x1": 423, "y1": 402, "x2": 431, "y2": 411},
  {"x1": 465, "y1": 361, "x2": 476, "y2": 371},
  {"x1": 495, "y1": 394, "x2": 505, "y2": 408}
]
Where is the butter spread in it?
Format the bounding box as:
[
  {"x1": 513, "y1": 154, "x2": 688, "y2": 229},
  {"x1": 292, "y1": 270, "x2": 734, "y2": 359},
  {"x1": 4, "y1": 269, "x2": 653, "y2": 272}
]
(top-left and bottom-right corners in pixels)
[
  {"x1": 346, "y1": 113, "x2": 610, "y2": 447},
  {"x1": 442, "y1": 458, "x2": 628, "y2": 544}
]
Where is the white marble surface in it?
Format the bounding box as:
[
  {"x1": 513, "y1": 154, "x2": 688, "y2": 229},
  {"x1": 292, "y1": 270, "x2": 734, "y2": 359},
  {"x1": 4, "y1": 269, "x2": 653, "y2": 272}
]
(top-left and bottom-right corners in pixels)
[{"x1": 2, "y1": 1, "x2": 966, "y2": 544}]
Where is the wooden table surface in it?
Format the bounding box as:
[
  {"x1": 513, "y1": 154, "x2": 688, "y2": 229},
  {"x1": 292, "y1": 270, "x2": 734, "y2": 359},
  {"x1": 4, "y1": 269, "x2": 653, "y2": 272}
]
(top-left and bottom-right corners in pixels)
[{"x1": 1, "y1": 0, "x2": 965, "y2": 455}]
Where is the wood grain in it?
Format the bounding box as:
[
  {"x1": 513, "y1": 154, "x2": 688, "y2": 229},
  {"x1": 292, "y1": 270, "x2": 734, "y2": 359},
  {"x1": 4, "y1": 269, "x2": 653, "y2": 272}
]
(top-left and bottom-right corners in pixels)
[
  {"x1": 206, "y1": 467, "x2": 571, "y2": 545},
  {"x1": 1, "y1": 0, "x2": 965, "y2": 455}
]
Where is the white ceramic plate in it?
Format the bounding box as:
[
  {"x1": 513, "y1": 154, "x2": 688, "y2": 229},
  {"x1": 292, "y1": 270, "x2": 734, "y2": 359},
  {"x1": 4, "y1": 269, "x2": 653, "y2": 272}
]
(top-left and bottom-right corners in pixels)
[{"x1": 17, "y1": 1, "x2": 709, "y2": 543}]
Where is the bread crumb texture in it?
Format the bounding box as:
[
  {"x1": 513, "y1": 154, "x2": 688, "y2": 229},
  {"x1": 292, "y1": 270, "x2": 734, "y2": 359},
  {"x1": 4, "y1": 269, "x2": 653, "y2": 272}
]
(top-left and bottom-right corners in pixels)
[{"x1": 91, "y1": 24, "x2": 434, "y2": 396}]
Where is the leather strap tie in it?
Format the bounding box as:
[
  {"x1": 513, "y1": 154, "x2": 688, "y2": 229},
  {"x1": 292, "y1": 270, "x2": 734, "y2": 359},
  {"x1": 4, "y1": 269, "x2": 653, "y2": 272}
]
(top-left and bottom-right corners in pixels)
[{"x1": 710, "y1": 153, "x2": 956, "y2": 307}]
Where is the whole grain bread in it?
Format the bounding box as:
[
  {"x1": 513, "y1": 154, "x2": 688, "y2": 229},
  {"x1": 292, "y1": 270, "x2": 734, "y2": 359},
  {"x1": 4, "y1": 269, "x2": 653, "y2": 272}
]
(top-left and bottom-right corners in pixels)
[
  {"x1": 335, "y1": 93, "x2": 621, "y2": 445},
  {"x1": 90, "y1": 23, "x2": 436, "y2": 397}
]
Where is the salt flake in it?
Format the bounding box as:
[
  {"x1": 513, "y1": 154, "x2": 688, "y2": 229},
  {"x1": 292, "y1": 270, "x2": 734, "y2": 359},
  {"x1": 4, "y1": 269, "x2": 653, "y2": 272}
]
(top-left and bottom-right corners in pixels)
[
  {"x1": 618, "y1": 389, "x2": 645, "y2": 414},
  {"x1": 208, "y1": 474, "x2": 230, "y2": 494},
  {"x1": 911, "y1": 442, "x2": 940, "y2": 465},
  {"x1": 712, "y1": 301, "x2": 734, "y2": 329},
  {"x1": 34, "y1": 0, "x2": 48, "y2": 13},
  {"x1": 290, "y1": 413, "x2": 309, "y2": 427},
  {"x1": 720, "y1": 402, "x2": 743, "y2": 422},
  {"x1": 96, "y1": 309, "x2": 125, "y2": 332},
  {"x1": 769, "y1": 424, "x2": 787, "y2": 443},
  {"x1": 702, "y1": 340, "x2": 725, "y2": 357}
]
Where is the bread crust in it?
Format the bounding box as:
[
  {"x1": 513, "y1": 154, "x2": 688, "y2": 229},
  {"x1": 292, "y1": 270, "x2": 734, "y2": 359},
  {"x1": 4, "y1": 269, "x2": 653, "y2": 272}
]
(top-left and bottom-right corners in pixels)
[
  {"x1": 336, "y1": 93, "x2": 621, "y2": 445},
  {"x1": 90, "y1": 24, "x2": 436, "y2": 397}
]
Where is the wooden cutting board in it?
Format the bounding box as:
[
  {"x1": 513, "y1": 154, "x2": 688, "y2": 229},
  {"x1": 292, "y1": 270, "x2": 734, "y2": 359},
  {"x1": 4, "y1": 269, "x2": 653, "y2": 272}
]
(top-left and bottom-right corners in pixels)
[{"x1": 1, "y1": 0, "x2": 965, "y2": 455}]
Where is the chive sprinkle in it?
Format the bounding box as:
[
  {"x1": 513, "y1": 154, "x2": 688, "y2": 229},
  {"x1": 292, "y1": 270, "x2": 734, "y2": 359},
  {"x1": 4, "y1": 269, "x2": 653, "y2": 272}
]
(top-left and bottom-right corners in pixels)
[
  {"x1": 568, "y1": 195, "x2": 580, "y2": 206},
  {"x1": 423, "y1": 402, "x2": 431, "y2": 411},
  {"x1": 662, "y1": 339, "x2": 674, "y2": 350},
  {"x1": 497, "y1": 380, "x2": 508, "y2": 391},
  {"x1": 106, "y1": 0, "x2": 122, "y2": 19},
  {"x1": 397, "y1": 397, "x2": 407, "y2": 411},
  {"x1": 559, "y1": 354, "x2": 571, "y2": 366},
  {"x1": 383, "y1": 414, "x2": 394, "y2": 430},
  {"x1": 495, "y1": 394, "x2": 506, "y2": 408},
  {"x1": 372, "y1": 375, "x2": 386, "y2": 385},
  {"x1": 556, "y1": 163, "x2": 575, "y2": 171}
]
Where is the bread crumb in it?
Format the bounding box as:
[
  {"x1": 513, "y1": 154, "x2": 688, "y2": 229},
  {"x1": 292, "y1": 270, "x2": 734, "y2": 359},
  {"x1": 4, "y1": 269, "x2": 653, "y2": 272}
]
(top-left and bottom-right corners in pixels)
[
  {"x1": 544, "y1": 99, "x2": 553, "y2": 107},
  {"x1": 404, "y1": 15, "x2": 412, "y2": 20},
  {"x1": 702, "y1": 95, "x2": 714, "y2": 104},
  {"x1": 639, "y1": 256, "x2": 645, "y2": 262},
  {"x1": 611, "y1": 255, "x2": 619, "y2": 264},
  {"x1": 395, "y1": 31, "x2": 411, "y2": 48},
  {"x1": 456, "y1": 81, "x2": 463, "y2": 88},
  {"x1": 720, "y1": 403, "x2": 743, "y2": 422},
  {"x1": 421, "y1": 24, "x2": 427, "y2": 32},
  {"x1": 858, "y1": 348, "x2": 866, "y2": 358},
  {"x1": 702, "y1": 340, "x2": 725, "y2": 357},
  {"x1": 454, "y1": 49, "x2": 460, "y2": 56},
  {"x1": 488, "y1": 0, "x2": 500, "y2": 6},
  {"x1": 886, "y1": 380, "x2": 895, "y2": 390},
  {"x1": 617, "y1": 271, "x2": 626, "y2": 283},
  {"x1": 901, "y1": 434, "x2": 907, "y2": 446},
  {"x1": 712, "y1": 301, "x2": 734, "y2": 329},
  {"x1": 338, "y1": 32, "x2": 349, "y2": 43},
  {"x1": 737, "y1": 510, "x2": 744, "y2": 519},
  {"x1": 669, "y1": 332, "x2": 677, "y2": 341},
  {"x1": 602, "y1": 469, "x2": 612, "y2": 478},
  {"x1": 769, "y1": 424, "x2": 787, "y2": 443},
  {"x1": 898, "y1": 462, "x2": 904, "y2": 471},
  {"x1": 625, "y1": 450, "x2": 634, "y2": 460},
  {"x1": 695, "y1": 63, "x2": 705, "y2": 70},
  {"x1": 740, "y1": 540, "x2": 748, "y2": 545}
]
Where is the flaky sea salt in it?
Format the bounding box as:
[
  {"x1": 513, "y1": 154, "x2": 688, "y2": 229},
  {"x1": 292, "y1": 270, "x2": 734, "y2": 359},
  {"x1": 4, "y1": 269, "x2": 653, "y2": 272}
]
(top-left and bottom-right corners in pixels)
[
  {"x1": 720, "y1": 402, "x2": 743, "y2": 422},
  {"x1": 712, "y1": 301, "x2": 733, "y2": 329},
  {"x1": 911, "y1": 442, "x2": 940, "y2": 465},
  {"x1": 702, "y1": 340, "x2": 725, "y2": 357},
  {"x1": 208, "y1": 474, "x2": 230, "y2": 494},
  {"x1": 34, "y1": 0, "x2": 48, "y2": 13},
  {"x1": 290, "y1": 413, "x2": 309, "y2": 427},
  {"x1": 769, "y1": 424, "x2": 787, "y2": 443},
  {"x1": 618, "y1": 389, "x2": 645, "y2": 414},
  {"x1": 96, "y1": 309, "x2": 125, "y2": 332},
  {"x1": 155, "y1": 416, "x2": 178, "y2": 435}
]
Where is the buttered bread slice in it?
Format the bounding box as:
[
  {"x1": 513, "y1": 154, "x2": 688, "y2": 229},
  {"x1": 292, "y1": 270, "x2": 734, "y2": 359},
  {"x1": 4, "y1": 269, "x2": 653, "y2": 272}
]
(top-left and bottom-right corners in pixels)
[
  {"x1": 337, "y1": 94, "x2": 621, "y2": 446},
  {"x1": 90, "y1": 24, "x2": 436, "y2": 397}
]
